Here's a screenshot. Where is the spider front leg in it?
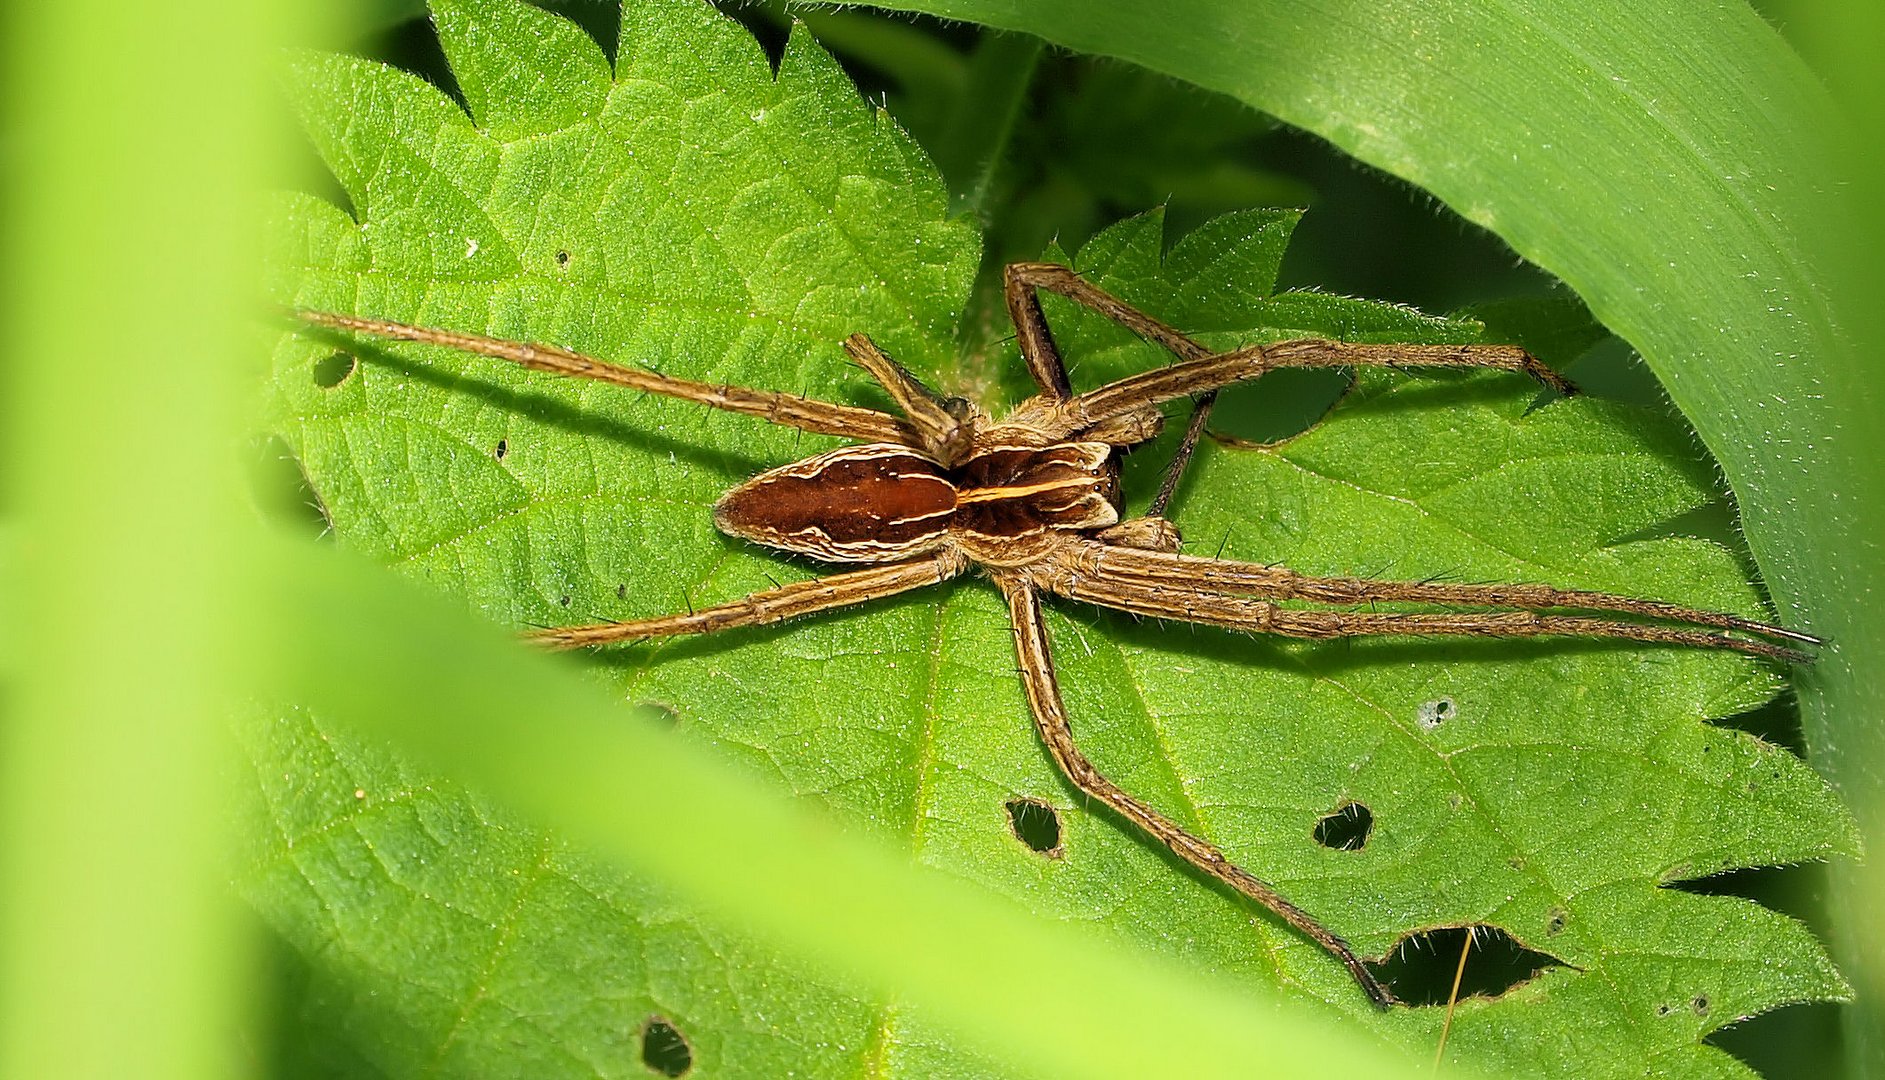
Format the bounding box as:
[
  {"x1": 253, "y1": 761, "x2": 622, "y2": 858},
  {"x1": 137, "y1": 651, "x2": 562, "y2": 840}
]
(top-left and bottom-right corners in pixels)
[
  {"x1": 534, "y1": 554, "x2": 966, "y2": 648},
  {"x1": 998, "y1": 576, "x2": 1397, "y2": 1009},
  {"x1": 292, "y1": 309, "x2": 918, "y2": 445},
  {"x1": 1005, "y1": 262, "x2": 1216, "y2": 394},
  {"x1": 1002, "y1": 263, "x2": 1221, "y2": 514},
  {"x1": 1057, "y1": 338, "x2": 1575, "y2": 440}
]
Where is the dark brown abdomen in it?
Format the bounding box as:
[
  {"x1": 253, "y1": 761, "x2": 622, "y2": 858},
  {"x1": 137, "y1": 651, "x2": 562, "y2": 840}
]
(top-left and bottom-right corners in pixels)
[{"x1": 714, "y1": 444, "x2": 956, "y2": 562}]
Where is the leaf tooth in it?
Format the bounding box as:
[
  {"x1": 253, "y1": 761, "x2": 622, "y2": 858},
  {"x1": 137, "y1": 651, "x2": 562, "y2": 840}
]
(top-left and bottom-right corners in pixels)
[{"x1": 431, "y1": 0, "x2": 611, "y2": 141}]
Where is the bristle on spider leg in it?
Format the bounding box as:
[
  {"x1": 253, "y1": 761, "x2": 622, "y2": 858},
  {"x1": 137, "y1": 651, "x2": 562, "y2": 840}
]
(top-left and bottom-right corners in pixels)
[
  {"x1": 1645, "y1": 608, "x2": 1820, "y2": 654},
  {"x1": 1734, "y1": 619, "x2": 1822, "y2": 646}
]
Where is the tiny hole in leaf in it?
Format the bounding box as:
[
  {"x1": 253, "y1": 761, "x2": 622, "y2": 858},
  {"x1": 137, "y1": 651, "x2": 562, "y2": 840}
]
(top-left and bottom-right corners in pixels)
[
  {"x1": 312, "y1": 350, "x2": 356, "y2": 389},
  {"x1": 1005, "y1": 798, "x2": 1062, "y2": 856},
  {"x1": 1545, "y1": 908, "x2": 1567, "y2": 936},
  {"x1": 1692, "y1": 994, "x2": 1710, "y2": 1017},
  {"x1": 555, "y1": 249, "x2": 571, "y2": 267},
  {"x1": 616, "y1": 583, "x2": 629, "y2": 600},
  {"x1": 1417, "y1": 696, "x2": 1456, "y2": 730},
  {"x1": 494, "y1": 438, "x2": 508, "y2": 460},
  {"x1": 640, "y1": 1017, "x2": 692, "y2": 1077},
  {"x1": 1369, "y1": 925, "x2": 1563, "y2": 1006},
  {"x1": 1312, "y1": 801, "x2": 1373, "y2": 850},
  {"x1": 558, "y1": 594, "x2": 572, "y2": 607}
]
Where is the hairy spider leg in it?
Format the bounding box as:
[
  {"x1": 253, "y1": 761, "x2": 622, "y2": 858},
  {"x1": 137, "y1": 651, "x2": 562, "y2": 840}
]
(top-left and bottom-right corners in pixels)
[
  {"x1": 531, "y1": 554, "x2": 967, "y2": 648},
  {"x1": 1035, "y1": 560, "x2": 1810, "y2": 664},
  {"x1": 1003, "y1": 262, "x2": 1216, "y2": 514},
  {"x1": 1054, "y1": 338, "x2": 1575, "y2": 442},
  {"x1": 1072, "y1": 540, "x2": 1819, "y2": 650},
  {"x1": 293, "y1": 309, "x2": 916, "y2": 445},
  {"x1": 1001, "y1": 263, "x2": 1574, "y2": 517},
  {"x1": 999, "y1": 576, "x2": 1398, "y2": 1009},
  {"x1": 841, "y1": 333, "x2": 976, "y2": 466}
]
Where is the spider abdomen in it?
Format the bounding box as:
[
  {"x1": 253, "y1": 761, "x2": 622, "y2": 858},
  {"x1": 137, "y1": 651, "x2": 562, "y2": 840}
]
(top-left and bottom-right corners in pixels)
[
  {"x1": 712, "y1": 441, "x2": 1119, "y2": 563},
  {"x1": 712, "y1": 444, "x2": 955, "y2": 562}
]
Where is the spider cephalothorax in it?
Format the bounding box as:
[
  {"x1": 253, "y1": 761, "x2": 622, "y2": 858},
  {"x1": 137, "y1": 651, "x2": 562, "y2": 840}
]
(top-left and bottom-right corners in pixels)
[{"x1": 295, "y1": 261, "x2": 1813, "y2": 1009}]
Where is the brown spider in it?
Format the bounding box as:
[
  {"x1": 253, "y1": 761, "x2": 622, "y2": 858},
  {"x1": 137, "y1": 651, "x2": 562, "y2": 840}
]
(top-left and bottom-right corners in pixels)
[{"x1": 295, "y1": 262, "x2": 1814, "y2": 1009}]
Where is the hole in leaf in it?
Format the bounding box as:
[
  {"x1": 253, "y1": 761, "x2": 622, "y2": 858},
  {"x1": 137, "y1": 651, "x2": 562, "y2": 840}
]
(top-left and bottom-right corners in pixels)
[
  {"x1": 1312, "y1": 801, "x2": 1373, "y2": 850},
  {"x1": 558, "y1": 594, "x2": 572, "y2": 607},
  {"x1": 617, "y1": 583, "x2": 629, "y2": 600},
  {"x1": 312, "y1": 350, "x2": 356, "y2": 388},
  {"x1": 1692, "y1": 994, "x2": 1710, "y2": 1017},
  {"x1": 555, "y1": 249, "x2": 571, "y2": 267},
  {"x1": 1005, "y1": 798, "x2": 1062, "y2": 856},
  {"x1": 250, "y1": 435, "x2": 331, "y2": 537},
  {"x1": 494, "y1": 438, "x2": 508, "y2": 460},
  {"x1": 640, "y1": 1017, "x2": 692, "y2": 1077},
  {"x1": 1545, "y1": 908, "x2": 1568, "y2": 936},
  {"x1": 1667, "y1": 862, "x2": 1803, "y2": 903},
  {"x1": 1416, "y1": 696, "x2": 1456, "y2": 730},
  {"x1": 1370, "y1": 925, "x2": 1563, "y2": 1006}
]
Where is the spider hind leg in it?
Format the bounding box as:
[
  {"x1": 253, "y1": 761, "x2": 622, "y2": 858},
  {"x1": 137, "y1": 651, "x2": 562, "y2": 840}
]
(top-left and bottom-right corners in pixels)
[{"x1": 999, "y1": 575, "x2": 1398, "y2": 1009}]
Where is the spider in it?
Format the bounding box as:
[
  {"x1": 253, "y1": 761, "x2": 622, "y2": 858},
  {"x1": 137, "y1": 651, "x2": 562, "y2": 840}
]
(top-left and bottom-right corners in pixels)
[{"x1": 294, "y1": 262, "x2": 1814, "y2": 1009}]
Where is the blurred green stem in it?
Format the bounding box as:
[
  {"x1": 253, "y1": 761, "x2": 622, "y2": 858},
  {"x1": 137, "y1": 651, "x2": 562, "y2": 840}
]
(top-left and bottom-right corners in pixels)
[{"x1": 0, "y1": 2, "x2": 276, "y2": 1077}]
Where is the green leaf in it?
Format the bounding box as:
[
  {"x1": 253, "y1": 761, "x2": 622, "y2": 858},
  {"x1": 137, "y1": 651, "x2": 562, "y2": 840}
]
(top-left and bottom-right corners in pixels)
[
  {"x1": 254, "y1": 2, "x2": 1855, "y2": 1076},
  {"x1": 832, "y1": 7, "x2": 1885, "y2": 1073},
  {"x1": 253, "y1": 535, "x2": 1434, "y2": 1080}
]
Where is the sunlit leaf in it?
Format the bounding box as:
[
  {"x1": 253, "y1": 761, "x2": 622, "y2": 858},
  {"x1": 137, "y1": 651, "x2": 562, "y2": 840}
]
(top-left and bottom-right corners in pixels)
[{"x1": 251, "y1": 2, "x2": 1855, "y2": 1076}]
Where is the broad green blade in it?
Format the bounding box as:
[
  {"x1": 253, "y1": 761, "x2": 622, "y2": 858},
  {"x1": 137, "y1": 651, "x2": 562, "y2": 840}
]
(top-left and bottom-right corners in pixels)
[{"x1": 837, "y1": 6, "x2": 1885, "y2": 1072}]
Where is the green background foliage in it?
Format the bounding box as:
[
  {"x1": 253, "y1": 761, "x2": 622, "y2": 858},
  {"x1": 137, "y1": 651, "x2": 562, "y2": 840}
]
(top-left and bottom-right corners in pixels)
[
  {"x1": 245, "y1": 0, "x2": 1858, "y2": 1075},
  {"x1": 812, "y1": 1, "x2": 1885, "y2": 1075},
  {"x1": 3, "y1": 1, "x2": 1879, "y2": 1079}
]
